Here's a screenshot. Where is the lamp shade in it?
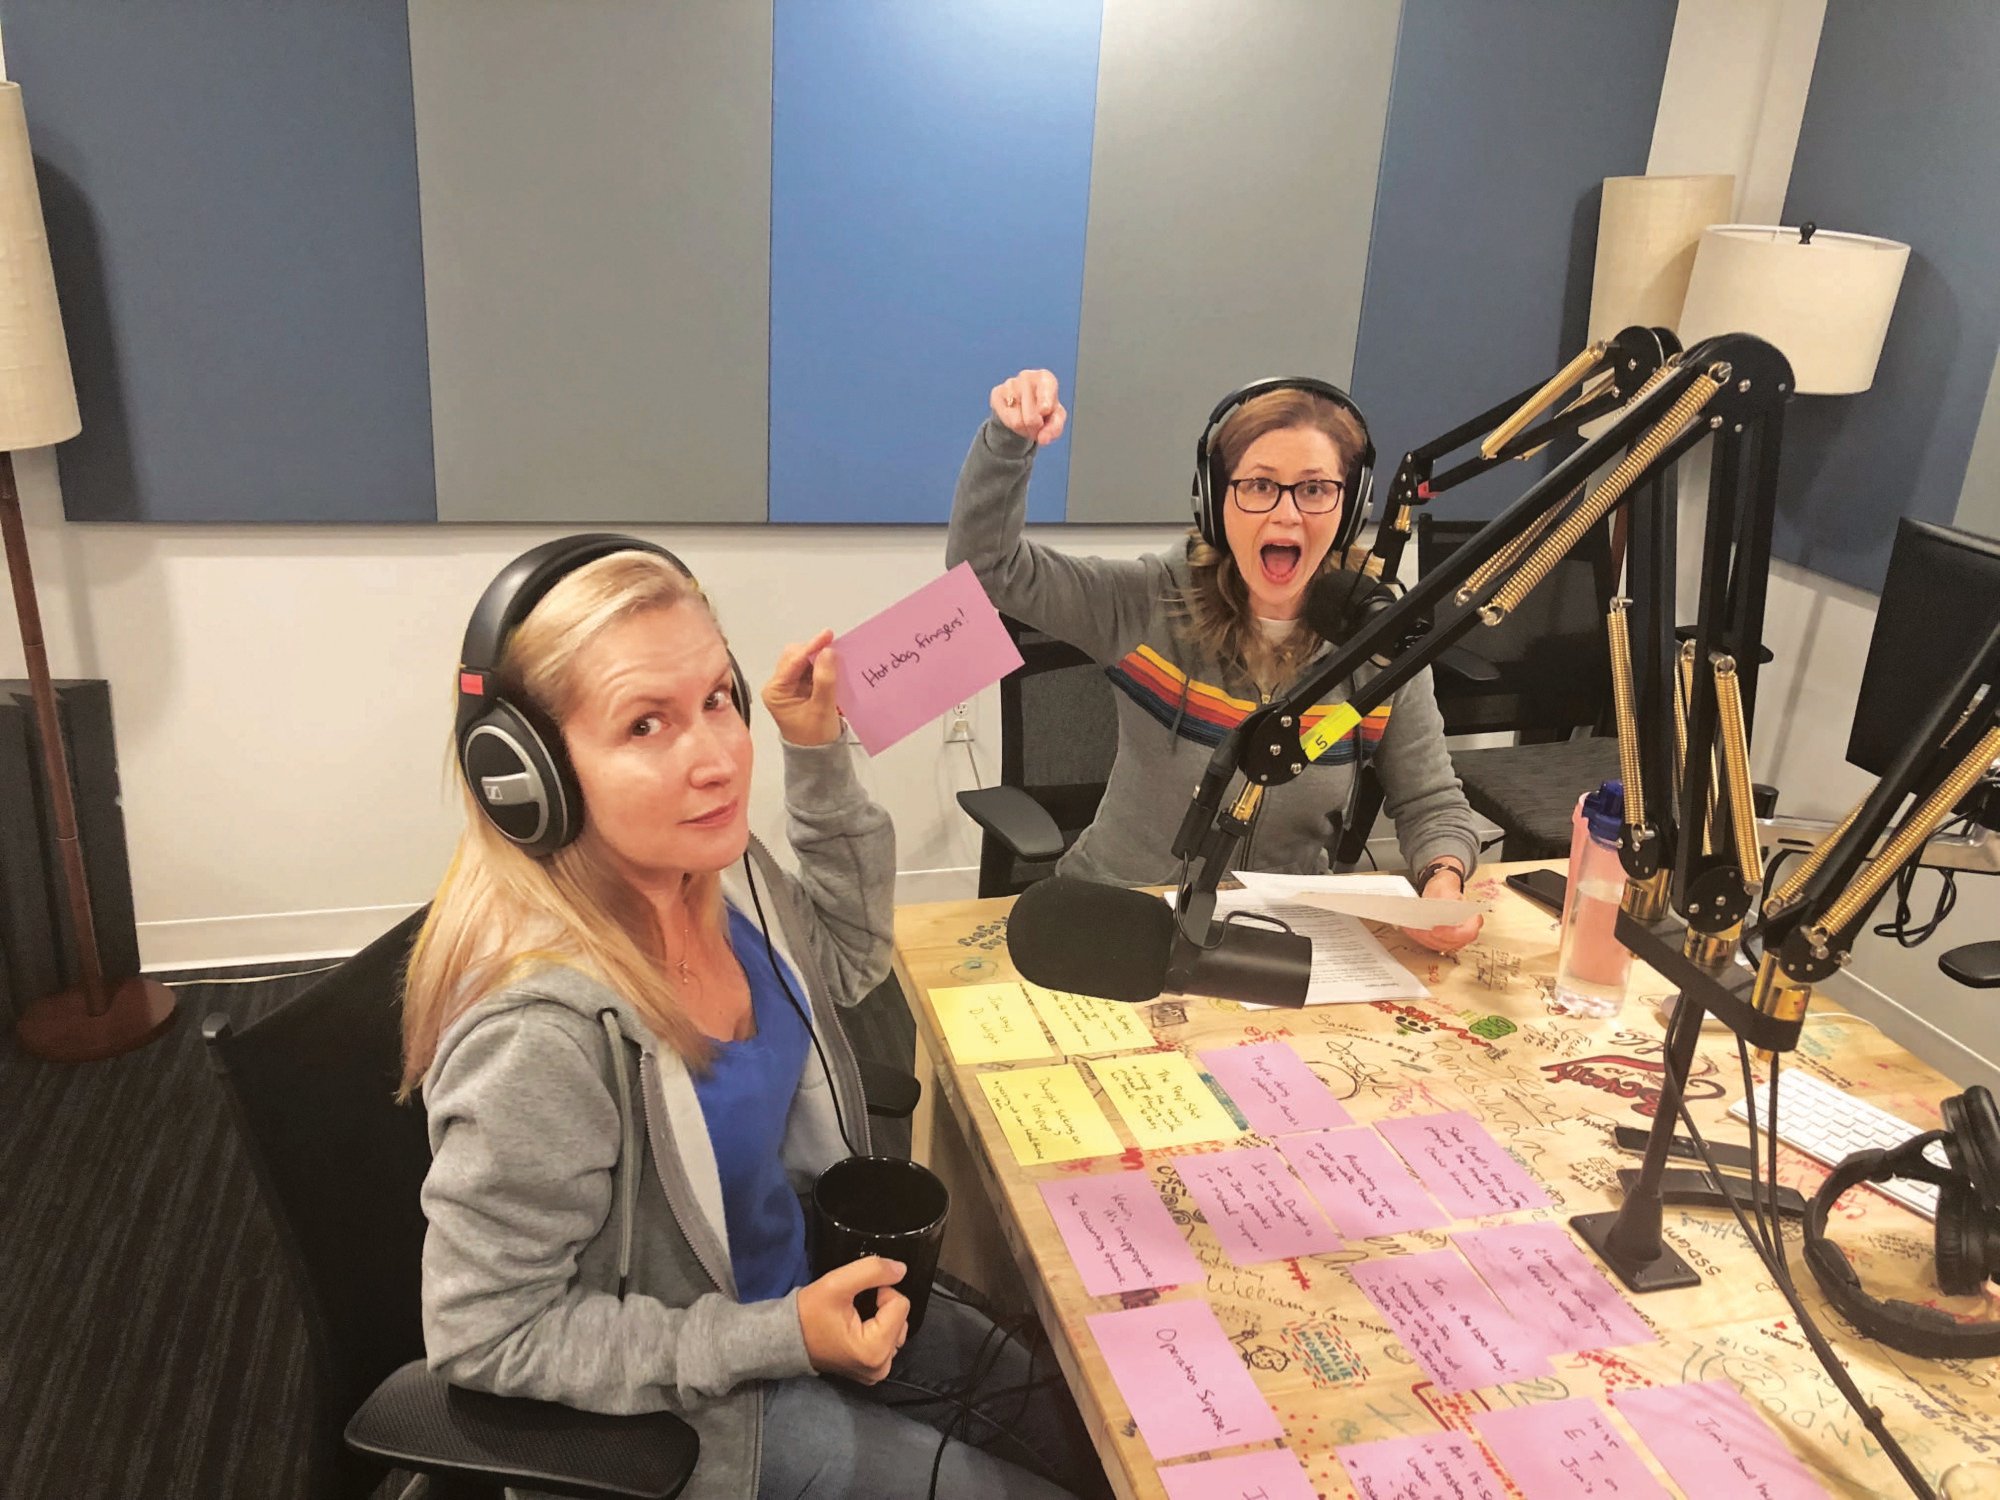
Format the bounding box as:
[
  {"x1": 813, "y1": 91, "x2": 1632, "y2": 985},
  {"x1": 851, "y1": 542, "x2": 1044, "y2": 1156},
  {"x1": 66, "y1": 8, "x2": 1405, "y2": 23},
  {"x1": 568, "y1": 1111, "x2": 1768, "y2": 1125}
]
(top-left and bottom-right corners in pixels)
[
  {"x1": 0, "y1": 80, "x2": 80, "y2": 450},
  {"x1": 1677, "y1": 224, "x2": 1909, "y2": 396},
  {"x1": 1588, "y1": 173, "x2": 1735, "y2": 343}
]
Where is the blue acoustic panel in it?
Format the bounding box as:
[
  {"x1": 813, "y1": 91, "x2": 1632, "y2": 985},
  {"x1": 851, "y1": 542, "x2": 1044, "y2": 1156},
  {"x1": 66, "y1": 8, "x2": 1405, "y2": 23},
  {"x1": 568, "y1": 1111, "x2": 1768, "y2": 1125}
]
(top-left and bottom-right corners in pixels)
[
  {"x1": 4, "y1": 0, "x2": 435, "y2": 522},
  {"x1": 1772, "y1": 6, "x2": 2000, "y2": 590},
  {"x1": 768, "y1": 0, "x2": 1103, "y2": 525},
  {"x1": 1065, "y1": 0, "x2": 1402, "y2": 525},
  {"x1": 1350, "y1": 0, "x2": 1676, "y2": 522}
]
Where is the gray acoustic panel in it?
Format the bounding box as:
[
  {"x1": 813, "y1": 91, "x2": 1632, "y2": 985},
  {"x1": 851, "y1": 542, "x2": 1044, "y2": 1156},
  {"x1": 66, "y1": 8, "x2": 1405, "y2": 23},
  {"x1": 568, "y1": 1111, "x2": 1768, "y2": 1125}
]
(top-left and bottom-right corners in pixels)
[
  {"x1": 5, "y1": 0, "x2": 436, "y2": 522},
  {"x1": 1957, "y1": 348, "x2": 2000, "y2": 539},
  {"x1": 1772, "y1": 5, "x2": 2000, "y2": 590},
  {"x1": 1064, "y1": 0, "x2": 1402, "y2": 525},
  {"x1": 410, "y1": 1, "x2": 772, "y2": 524}
]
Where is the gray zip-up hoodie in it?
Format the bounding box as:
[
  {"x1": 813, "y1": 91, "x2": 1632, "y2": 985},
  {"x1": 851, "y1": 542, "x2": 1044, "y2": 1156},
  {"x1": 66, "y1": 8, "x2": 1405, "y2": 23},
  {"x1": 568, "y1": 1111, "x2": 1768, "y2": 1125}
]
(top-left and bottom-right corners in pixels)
[
  {"x1": 419, "y1": 741, "x2": 893, "y2": 1500},
  {"x1": 947, "y1": 418, "x2": 1480, "y2": 885}
]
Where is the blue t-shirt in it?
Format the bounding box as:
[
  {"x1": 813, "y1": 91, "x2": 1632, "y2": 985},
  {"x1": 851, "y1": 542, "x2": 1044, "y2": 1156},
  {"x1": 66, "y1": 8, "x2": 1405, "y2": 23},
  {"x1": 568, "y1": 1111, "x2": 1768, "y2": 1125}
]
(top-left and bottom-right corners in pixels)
[{"x1": 690, "y1": 906, "x2": 814, "y2": 1303}]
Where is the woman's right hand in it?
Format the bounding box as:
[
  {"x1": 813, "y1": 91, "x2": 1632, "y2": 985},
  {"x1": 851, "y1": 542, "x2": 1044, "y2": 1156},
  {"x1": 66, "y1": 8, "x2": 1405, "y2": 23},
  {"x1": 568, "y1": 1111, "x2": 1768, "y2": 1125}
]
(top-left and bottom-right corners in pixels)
[
  {"x1": 797, "y1": 1256, "x2": 910, "y2": 1384},
  {"x1": 991, "y1": 368, "x2": 1068, "y2": 447}
]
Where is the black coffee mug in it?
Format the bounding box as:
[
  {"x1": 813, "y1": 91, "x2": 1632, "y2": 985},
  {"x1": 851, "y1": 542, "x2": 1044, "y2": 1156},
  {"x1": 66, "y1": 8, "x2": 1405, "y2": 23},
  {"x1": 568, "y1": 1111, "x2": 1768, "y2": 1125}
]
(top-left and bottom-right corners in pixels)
[{"x1": 808, "y1": 1156, "x2": 950, "y2": 1336}]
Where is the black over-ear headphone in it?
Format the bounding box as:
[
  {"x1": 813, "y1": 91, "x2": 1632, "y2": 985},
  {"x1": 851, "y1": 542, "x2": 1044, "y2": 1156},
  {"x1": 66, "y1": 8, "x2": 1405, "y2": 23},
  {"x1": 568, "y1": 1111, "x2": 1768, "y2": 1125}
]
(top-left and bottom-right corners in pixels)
[
  {"x1": 455, "y1": 534, "x2": 750, "y2": 858},
  {"x1": 1802, "y1": 1083, "x2": 2000, "y2": 1358},
  {"x1": 1191, "y1": 376, "x2": 1378, "y2": 554}
]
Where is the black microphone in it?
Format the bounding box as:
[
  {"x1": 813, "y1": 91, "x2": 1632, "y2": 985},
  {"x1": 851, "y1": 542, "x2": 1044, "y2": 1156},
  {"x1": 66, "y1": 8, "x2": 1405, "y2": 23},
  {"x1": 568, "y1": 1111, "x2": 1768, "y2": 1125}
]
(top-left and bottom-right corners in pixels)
[
  {"x1": 1007, "y1": 877, "x2": 1311, "y2": 1007},
  {"x1": 1304, "y1": 565, "x2": 1397, "y2": 645}
]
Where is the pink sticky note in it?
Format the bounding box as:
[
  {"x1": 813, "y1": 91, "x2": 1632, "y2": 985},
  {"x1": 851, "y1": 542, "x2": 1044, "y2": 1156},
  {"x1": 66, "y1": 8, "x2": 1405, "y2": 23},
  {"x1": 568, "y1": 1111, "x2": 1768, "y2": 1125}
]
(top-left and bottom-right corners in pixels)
[
  {"x1": 1614, "y1": 1381, "x2": 1829, "y2": 1500},
  {"x1": 1198, "y1": 1040, "x2": 1355, "y2": 1135},
  {"x1": 1038, "y1": 1171, "x2": 1204, "y2": 1297},
  {"x1": 831, "y1": 563, "x2": 1023, "y2": 754},
  {"x1": 1159, "y1": 1448, "x2": 1319, "y2": 1500},
  {"x1": 1086, "y1": 1300, "x2": 1283, "y2": 1461},
  {"x1": 1175, "y1": 1145, "x2": 1343, "y2": 1265},
  {"x1": 1336, "y1": 1431, "x2": 1509, "y2": 1500},
  {"x1": 1473, "y1": 1399, "x2": 1669, "y2": 1499},
  {"x1": 1454, "y1": 1223, "x2": 1654, "y2": 1354},
  {"x1": 1280, "y1": 1127, "x2": 1450, "y2": 1235},
  {"x1": 1377, "y1": 1111, "x2": 1551, "y2": 1218},
  {"x1": 1348, "y1": 1248, "x2": 1552, "y2": 1392}
]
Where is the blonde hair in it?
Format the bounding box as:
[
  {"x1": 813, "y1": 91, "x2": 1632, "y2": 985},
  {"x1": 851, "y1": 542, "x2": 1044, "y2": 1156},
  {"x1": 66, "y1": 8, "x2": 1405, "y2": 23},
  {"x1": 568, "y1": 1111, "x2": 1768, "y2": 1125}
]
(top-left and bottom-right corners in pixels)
[
  {"x1": 1177, "y1": 388, "x2": 1369, "y2": 690},
  {"x1": 400, "y1": 551, "x2": 727, "y2": 1096}
]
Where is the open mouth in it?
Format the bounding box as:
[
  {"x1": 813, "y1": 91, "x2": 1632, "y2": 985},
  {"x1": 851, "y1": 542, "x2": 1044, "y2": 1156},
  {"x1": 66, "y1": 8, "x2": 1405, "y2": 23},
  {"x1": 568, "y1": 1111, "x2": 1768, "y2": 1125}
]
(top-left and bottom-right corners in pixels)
[{"x1": 1258, "y1": 543, "x2": 1303, "y2": 587}]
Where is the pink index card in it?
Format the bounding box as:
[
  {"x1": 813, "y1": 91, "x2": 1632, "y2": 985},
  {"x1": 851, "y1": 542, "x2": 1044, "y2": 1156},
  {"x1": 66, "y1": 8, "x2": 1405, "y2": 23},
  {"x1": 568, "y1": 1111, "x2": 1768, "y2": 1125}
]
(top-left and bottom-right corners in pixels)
[
  {"x1": 1086, "y1": 1300, "x2": 1283, "y2": 1461},
  {"x1": 1336, "y1": 1431, "x2": 1509, "y2": 1500},
  {"x1": 1175, "y1": 1145, "x2": 1343, "y2": 1265},
  {"x1": 1280, "y1": 1127, "x2": 1450, "y2": 1236},
  {"x1": 1454, "y1": 1223, "x2": 1654, "y2": 1354},
  {"x1": 1159, "y1": 1448, "x2": 1318, "y2": 1500},
  {"x1": 1472, "y1": 1399, "x2": 1669, "y2": 1500},
  {"x1": 831, "y1": 563, "x2": 1022, "y2": 754},
  {"x1": 1198, "y1": 1040, "x2": 1355, "y2": 1135},
  {"x1": 1038, "y1": 1171, "x2": 1203, "y2": 1297},
  {"x1": 1377, "y1": 1111, "x2": 1552, "y2": 1218},
  {"x1": 1348, "y1": 1248, "x2": 1552, "y2": 1392},
  {"x1": 1614, "y1": 1381, "x2": 1829, "y2": 1500}
]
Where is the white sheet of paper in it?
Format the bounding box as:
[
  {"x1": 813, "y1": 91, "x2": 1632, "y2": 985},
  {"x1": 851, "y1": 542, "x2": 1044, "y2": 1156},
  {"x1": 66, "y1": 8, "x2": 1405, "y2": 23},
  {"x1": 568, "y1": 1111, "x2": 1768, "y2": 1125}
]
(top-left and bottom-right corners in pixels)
[
  {"x1": 1232, "y1": 872, "x2": 1486, "y2": 925},
  {"x1": 1172, "y1": 888, "x2": 1430, "y2": 1006}
]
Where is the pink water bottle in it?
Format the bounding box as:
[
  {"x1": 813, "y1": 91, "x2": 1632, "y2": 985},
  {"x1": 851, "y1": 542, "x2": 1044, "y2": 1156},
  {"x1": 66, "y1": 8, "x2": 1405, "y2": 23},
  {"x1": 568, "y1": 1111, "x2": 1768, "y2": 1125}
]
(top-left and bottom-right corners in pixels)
[{"x1": 1553, "y1": 781, "x2": 1633, "y2": 1018}]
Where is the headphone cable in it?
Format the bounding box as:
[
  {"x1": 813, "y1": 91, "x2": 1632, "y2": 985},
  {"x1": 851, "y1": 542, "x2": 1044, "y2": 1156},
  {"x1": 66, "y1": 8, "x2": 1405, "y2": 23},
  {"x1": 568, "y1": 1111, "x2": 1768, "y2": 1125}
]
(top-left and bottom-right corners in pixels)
[{"x1": 741, "y1": 852, "x2": 858, "y2": 1158}]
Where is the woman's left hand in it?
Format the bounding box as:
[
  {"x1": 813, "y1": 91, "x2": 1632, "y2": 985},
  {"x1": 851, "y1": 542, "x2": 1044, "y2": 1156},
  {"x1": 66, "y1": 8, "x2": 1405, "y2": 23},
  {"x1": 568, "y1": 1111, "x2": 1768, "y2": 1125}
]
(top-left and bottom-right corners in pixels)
[
  {"x1": 1400, "y1": 865, "x2": 1483, "y2": 954},
  {"x1": 762, "y1": 629, "x2": 843, "y2": 746}
]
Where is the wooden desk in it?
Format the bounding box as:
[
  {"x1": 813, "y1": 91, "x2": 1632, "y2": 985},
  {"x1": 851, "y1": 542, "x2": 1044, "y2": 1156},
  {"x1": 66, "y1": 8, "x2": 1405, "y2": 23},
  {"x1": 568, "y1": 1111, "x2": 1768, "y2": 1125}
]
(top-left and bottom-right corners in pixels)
[{"x1": 891, "y1": 863, "x2": 2000, "y2": 1499}]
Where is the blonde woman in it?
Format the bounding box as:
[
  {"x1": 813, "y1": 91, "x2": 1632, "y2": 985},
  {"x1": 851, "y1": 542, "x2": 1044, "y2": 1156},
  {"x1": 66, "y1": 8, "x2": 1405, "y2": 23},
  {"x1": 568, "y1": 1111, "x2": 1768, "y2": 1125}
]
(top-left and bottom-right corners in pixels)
[
  {"x1": 948, "y1": 372, "x2": 1483, "y2": 953},
  {"x1": 404, "y1": 539, "x2": 1095, "y2": 1499}
]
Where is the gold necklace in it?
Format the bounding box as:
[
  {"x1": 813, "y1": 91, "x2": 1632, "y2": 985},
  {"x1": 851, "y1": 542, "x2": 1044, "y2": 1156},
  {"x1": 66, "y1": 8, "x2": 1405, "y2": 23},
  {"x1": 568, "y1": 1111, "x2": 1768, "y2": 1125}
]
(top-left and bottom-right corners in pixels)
[{"x1": 671, "y1": 906, "x2": 696, "y2": 988}]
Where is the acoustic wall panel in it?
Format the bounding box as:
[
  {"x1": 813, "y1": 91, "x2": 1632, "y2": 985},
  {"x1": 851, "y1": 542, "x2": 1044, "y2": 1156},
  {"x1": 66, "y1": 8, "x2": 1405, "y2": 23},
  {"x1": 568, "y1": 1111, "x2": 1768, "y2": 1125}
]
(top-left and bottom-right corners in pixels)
[
  {"x1": 1956, "y1": 349, "x2": 2000, "y2": 540},
  {"x1": 1772, "y1": 5, "x2": 2000, "y2": 590},
  {"x1": 1063, "y1": 0, "x2": 1402, "y2": 526},
  {"x1": 4, "y1": 0, "x2": 436, "y2": 523},
  {"x1": 1349, "y1": 0, "x2": 1676, "y2": 522},
  {"x1": 410, "y1": 1, "x2": 773, "y2": 524},
  {"x1": 767, "y1": 0, "x2": 1103, "y2": 525}
]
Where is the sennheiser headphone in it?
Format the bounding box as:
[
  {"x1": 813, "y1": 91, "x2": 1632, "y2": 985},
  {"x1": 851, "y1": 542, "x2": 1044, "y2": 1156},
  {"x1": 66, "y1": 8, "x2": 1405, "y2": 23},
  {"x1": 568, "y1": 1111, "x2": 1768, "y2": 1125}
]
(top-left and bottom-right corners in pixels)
[
  {"x1": 1191, "y1": 376, "x2": 1378, "y2": 554},
  {"x1": 1803, "y1": 1083, "x2": 2000, "y2": 1358},
  {"x1": 455, "y1": 534, "x2": 750, "y2": 858}
]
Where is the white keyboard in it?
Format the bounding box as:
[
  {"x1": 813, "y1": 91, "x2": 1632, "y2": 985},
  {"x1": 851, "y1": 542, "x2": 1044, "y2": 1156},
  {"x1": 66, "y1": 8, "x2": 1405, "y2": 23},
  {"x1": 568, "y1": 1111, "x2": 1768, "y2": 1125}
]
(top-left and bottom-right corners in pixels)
[{"x1": 1727, "y1": 1069, "x2": 1944, "y2": 1221}]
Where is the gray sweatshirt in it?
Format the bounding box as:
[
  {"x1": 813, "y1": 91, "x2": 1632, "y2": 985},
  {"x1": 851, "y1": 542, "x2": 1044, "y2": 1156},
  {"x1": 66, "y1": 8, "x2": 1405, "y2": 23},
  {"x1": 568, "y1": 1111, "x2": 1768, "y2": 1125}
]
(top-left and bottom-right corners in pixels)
[
  {"x1": 419, "y1": 741, "x2": 893, "y2": 1500},
  {"x1": 947, "y1": 417, "x2": 1480, "y2": 886}
]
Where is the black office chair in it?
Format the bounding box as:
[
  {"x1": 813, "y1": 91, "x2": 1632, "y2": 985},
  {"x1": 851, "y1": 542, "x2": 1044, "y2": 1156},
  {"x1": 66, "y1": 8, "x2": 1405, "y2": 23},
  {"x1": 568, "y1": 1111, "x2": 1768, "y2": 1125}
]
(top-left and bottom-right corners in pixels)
[
  {"x1": 957, "y1": 615, "x2": 1120, "y2": 897},
  {"x1": 204, "y1": 910, "x2": 920, "y2": 1500},
  {"x1": 1417, "y1": 512, "x2": 1622, "y2": 860}
]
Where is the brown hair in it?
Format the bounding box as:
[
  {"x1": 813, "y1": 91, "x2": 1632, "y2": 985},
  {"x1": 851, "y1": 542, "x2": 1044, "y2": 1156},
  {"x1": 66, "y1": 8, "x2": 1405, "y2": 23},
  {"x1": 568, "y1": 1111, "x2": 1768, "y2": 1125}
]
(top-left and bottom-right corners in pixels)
[
  {"x1": 1178, "y1": 387, "x2": 1369, "y2": 689},
  {"x1": 400, "y1": 552, "x2": 728, "y2": 1096}
]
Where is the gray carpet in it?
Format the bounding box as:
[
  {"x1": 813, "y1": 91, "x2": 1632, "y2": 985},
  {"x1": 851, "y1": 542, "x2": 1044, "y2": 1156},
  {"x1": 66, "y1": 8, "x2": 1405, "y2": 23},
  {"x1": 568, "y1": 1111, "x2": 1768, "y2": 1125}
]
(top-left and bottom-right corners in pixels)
[{"x1": 0, "y1": 959, "x2": 915, "y2": 1500}]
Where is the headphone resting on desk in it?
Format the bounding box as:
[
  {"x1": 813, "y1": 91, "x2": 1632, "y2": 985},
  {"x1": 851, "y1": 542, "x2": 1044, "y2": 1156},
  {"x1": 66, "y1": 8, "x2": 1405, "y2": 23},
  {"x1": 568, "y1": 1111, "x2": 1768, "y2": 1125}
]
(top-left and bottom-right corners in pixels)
[
  {"x1": 1190, "y1": 375, "x2": 1378, "y2": 555},
  {"x1": 1802, "y1": 1082, "x2": 2000, "y2": 1358}
]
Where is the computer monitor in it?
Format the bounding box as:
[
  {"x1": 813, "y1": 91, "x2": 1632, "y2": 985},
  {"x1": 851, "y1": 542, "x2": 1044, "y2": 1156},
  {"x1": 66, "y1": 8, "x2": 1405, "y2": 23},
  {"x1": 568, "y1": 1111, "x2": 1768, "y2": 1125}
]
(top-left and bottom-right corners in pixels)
[{"x1": 1846, "y1": 518, "x2": 2000, "y2": 777}]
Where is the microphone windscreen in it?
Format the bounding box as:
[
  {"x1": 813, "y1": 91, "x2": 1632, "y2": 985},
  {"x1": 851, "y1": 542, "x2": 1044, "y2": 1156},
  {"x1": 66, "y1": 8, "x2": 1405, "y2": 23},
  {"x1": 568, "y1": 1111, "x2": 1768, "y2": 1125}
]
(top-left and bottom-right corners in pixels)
[
  {"x1": 1006, "y1": 876, "x2": 1175, "y2": 1004},
  {"x1": 1304, "y1": 566, "x2": 1394, "y2": 643}
]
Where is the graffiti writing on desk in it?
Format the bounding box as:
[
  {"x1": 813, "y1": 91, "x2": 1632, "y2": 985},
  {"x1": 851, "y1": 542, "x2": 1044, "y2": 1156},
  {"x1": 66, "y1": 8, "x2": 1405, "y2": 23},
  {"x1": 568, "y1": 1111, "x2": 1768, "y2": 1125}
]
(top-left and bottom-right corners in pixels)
[
  {"x1": 1467, "y1": 946, "x2": 1523, "y2": 991},
  {"x1": 1540, "y1": 1051, "x2": 1727, "y2": 1117},
  {"x1": 956, "y1": 920, "x2": 1008, "y2": 951},
  {"x1": 1371, "y1": 1000, "x2": 1497, "y2": 1052},
  {"x1": 1148, "y1": 1000, "x2": 1188, "y2": 1028},
  {"x1": 1276, "y1": 1320, "x2": 1365, "y2": 1387},
  {"x1": 1230, "y1": 1326, "x2": 1292, "y2": 1375}
]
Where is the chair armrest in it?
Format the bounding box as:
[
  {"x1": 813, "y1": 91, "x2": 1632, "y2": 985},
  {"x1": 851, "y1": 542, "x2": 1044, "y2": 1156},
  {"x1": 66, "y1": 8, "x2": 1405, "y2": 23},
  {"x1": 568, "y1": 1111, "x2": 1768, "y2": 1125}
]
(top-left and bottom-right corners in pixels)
[
  {"x1": 1434, "y1": 646, "x2": 1503, "y2": 688},
  {"x1": 859, "y1": 1056, "x2": 923, "y2": 1120},
  {"x1": 1940, "y1": 941, "x2": 2000, "y2": 990},
  {"x1": 346, "y1": 1361, "x2": 699, "y2": 1500},
  {"x1": 955, "y1": 787, "x2": 1066, "y2": 863}
]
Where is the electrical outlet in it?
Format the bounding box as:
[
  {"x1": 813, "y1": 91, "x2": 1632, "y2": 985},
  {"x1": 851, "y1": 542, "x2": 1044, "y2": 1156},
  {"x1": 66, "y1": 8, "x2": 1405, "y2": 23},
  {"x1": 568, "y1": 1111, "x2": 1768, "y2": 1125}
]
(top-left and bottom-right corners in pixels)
[{"x1": 943, "y1": 702, "x2": 974, "y2": 744}]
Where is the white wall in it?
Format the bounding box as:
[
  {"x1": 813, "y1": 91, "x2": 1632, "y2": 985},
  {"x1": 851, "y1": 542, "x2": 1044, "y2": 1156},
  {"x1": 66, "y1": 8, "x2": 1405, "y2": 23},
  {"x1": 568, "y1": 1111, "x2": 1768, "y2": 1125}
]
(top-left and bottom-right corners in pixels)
[{"x1": 0, "y1": 441, "x2": 1179, "y2": 964}]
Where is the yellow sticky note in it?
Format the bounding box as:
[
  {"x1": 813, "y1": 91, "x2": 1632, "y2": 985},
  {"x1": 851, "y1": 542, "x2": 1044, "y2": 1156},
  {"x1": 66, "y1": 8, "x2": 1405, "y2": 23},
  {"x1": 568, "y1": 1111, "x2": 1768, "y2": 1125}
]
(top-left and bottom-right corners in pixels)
[
  {"x1": 933, "y1": 983, "x2": 1058, "y2": 1065},
  {"x1": 1089, "y1": 1052, "x2": 1241, "y2": 1149},
  {"x1": 978, "y1": 1064, "x2": 1123, "y2": 1166},
  {"x1": 1025, "y1": 983, "x2": 1155, "y2": 1056}
]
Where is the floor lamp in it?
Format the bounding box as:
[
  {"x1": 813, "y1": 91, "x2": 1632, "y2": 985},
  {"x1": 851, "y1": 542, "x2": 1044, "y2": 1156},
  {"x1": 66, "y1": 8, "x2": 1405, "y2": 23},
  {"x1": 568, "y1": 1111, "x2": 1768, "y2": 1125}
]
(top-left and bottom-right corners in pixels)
[{"x1": 0, "y1": 79, "x2": 174, "y2": 1062}]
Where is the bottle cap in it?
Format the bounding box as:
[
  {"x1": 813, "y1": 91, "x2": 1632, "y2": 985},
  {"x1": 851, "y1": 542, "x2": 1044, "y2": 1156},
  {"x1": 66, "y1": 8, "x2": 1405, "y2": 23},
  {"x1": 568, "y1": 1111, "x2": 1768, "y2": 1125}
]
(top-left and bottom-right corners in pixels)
[{"x1": 1583, "y1": 780, "x2": 1625, "y2": 845}]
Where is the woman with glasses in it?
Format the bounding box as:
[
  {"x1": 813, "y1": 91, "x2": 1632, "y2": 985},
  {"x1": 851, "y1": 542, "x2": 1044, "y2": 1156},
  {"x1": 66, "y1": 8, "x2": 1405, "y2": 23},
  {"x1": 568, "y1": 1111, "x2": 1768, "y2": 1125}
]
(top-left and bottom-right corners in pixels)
[{"x1": 946, "y1": 369, "x2": 1482, "y2": 953}]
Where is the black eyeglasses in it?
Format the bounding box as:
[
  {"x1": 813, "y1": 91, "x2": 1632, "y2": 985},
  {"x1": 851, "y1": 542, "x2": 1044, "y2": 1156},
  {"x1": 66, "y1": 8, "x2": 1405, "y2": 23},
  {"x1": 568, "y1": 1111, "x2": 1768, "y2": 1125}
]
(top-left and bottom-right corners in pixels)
[{"x1": 1227, "y1": 476, "x2": 1345, "y2": 515}]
